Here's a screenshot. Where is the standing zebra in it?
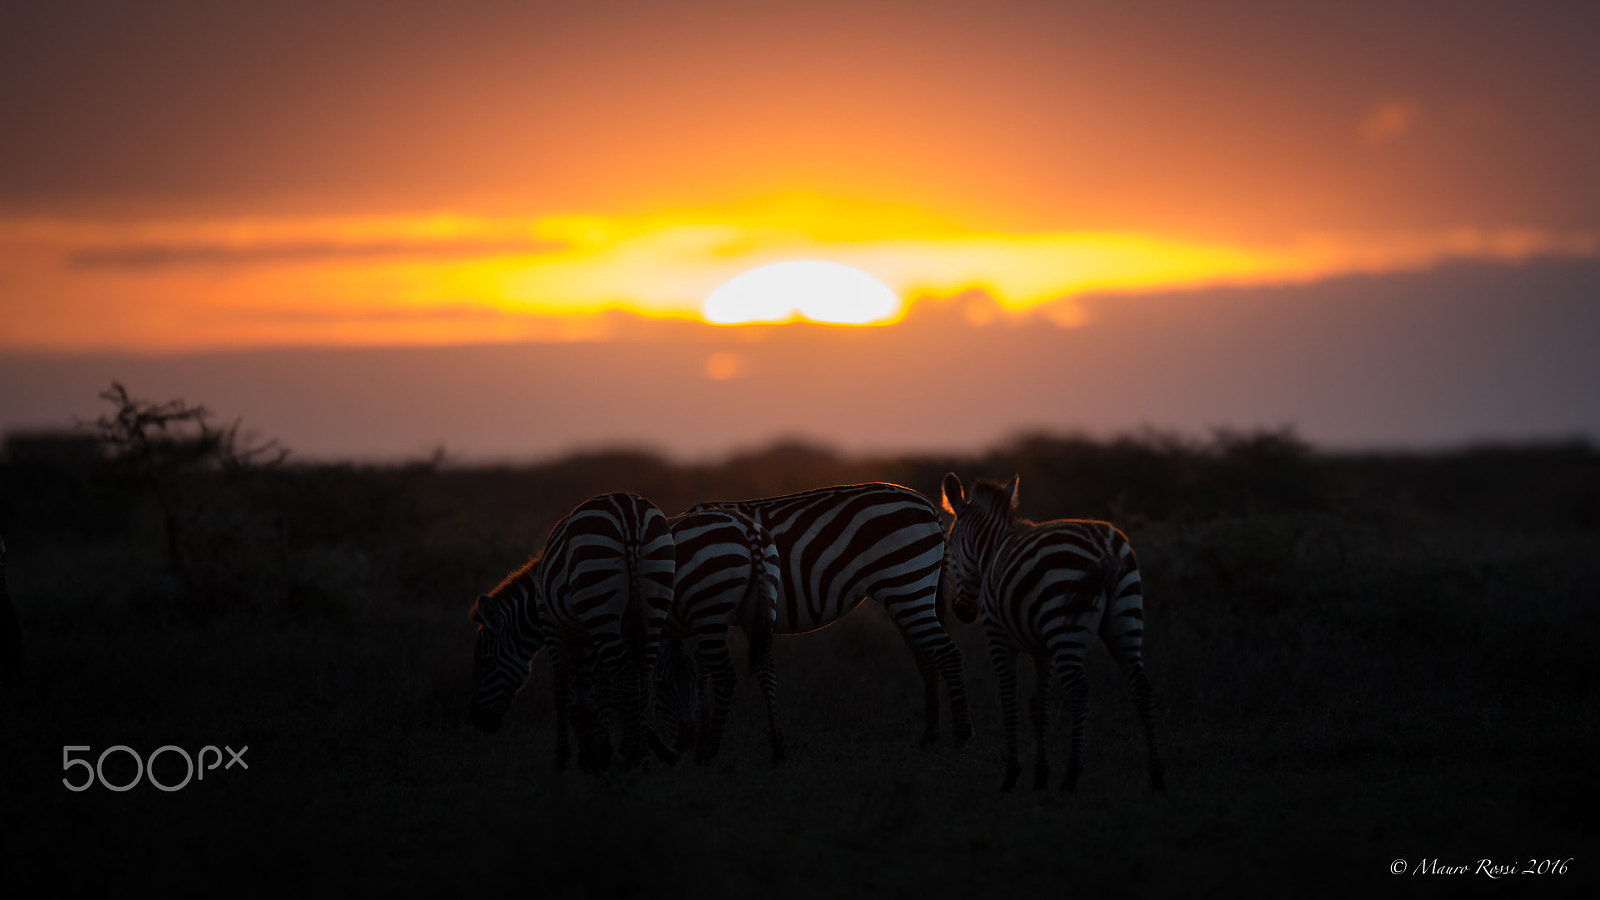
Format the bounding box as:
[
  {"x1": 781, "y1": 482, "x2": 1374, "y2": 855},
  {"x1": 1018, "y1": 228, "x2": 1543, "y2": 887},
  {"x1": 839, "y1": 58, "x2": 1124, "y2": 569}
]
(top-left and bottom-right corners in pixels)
[
  {"x1": 652, "y1": 508, "x2": 784, "y2": 764},
  {"x1": 468, "y1": 491, "x2": 675, "y2": 771},
  {"x1": 684, "y1": 482, "x2": 971, "y2": 745},
  {"x1": 941, "y1": 473, "x2": 1165, "y2": 792}
]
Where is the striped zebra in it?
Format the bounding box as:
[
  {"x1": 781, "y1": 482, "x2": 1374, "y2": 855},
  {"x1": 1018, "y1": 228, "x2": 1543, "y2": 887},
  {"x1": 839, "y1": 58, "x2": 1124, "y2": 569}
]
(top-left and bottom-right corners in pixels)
[
  {"x1": 652, "y1": 508, "x2": 783, "y2": 764},
  {"x1": 468, "y1": 491, "x2": 675, "y2": 771},
  {"x1": 684, "y1": 482, "x2": 972, "y2": 745},
  {"x1": 941, "y1": 473, "x2": 1165, "y2": 792}
]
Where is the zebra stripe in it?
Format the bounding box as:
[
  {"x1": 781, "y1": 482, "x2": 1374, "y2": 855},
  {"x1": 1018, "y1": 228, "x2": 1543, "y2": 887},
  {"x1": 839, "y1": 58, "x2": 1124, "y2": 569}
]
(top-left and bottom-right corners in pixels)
[
  {"x1": 687, "y1": 482, "x2": 971, "y2": 745},
  {"x1": 942, "y1": 473, "x2": 1165, "y2": 792},
  {"x1": 468, "y1": 491, "x2": 675, "y2": 771},
  {"x1": 652, "y1": 508, "x2": 783, "y2": 764}
]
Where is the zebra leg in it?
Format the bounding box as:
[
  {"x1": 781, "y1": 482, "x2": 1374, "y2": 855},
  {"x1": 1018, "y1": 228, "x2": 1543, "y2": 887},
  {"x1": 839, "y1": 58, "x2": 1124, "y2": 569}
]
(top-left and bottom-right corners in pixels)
[
  {"x1": 942, "y1": 640, "x2": 973, "y2": 747},
  {"x1": 1053, "y1": 658, "x2": 1090, "y2": 793},
  {"x1": 650, "y1": 638, "x2": 700, "y2": 756},
  {"x1": 885, "y1": 596, "x2": 972, "y2": 746},
  {"x1": 1030, "y1": 653, "x2": 1051, "y2": 790},
  {"x1": 1126, "y1": 663, "x2": 1166, "y2": 790},
  {"x1": 695, "y1": 639, "x2": 738, "y2": 764},
  {"x1": 1100, "y1": 586, "x2": 1166, "y2": 790},
  {"x1": 640, "y1": 651, "x2": 679, "y2": 766},
  {"x1": 752, "y1": 638, "x2": 784, "y2": 764},
  {"x1": 691, "y1": 658, "x2": 712, "y2": 754},
  {"x1": 606, "y1": 650, "x2": 645, "y2": 770},
  {"x1": 988, "y1": 632, "x2": 1022, "y2": 791},
  {"x1": 573, "y1": 648, "x2": 615, "y2": 774},
  {"x1": 904, "y1": 638, "x2": 941, "y2": 744},
  {"x1": 549, "y1": 643, "x2": 574, "y2": 771}
]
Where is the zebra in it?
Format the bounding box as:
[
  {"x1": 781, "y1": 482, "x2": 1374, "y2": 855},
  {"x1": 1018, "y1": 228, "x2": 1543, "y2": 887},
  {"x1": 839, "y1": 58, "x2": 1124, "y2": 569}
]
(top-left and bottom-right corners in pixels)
[
  {"x1": 682, "y1": 482, "x2": 972, "y2": 745},
  {"x1": 468, "y1": 491, "x2": 675, "y2": 771},
  {"x1": 941, "y1": 473, "x2": 1165, "y2": 792},
  {"x1": 652, "y1": 508, "x2": 783, "y2": 764}
]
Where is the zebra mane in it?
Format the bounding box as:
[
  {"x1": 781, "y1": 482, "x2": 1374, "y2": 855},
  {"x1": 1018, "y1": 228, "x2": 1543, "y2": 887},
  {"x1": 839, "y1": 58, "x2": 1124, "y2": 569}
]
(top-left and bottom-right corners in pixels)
[{"x1": 486, "y1": 555, "x2": 540, "y2": 601}]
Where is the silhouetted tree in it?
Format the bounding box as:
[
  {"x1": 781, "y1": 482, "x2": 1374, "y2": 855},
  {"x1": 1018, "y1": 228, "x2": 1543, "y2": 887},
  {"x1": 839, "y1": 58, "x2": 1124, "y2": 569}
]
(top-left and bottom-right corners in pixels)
[{"x1": 94, "y1": 381, "x2": 286, "y2": 584}]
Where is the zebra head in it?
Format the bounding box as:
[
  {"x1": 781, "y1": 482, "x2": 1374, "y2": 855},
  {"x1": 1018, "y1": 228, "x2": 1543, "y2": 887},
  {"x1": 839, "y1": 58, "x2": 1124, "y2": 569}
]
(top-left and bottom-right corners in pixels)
[
  {"x1": 941, "y1": 472, "x2": 1019, "y2": 624},
  {"x1": 467, "y1": 586, "x2": 541, "y2": 733},
  {"x1": 650, "y1": 639, "x2": 701, "y2": 754}
]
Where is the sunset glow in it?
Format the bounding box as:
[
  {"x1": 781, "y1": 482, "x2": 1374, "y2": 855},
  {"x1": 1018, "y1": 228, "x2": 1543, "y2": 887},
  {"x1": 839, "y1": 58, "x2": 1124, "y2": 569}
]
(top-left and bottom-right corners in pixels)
[
  {"x1": 703, "y1": 260, "x2": 902, "y2": 325},
  {"x1": 3, "y1": 1, "x2": 1599, "y2": 456},
  {"x1": 4, "y1": 204, "x2": 1596, "y2": 352}
]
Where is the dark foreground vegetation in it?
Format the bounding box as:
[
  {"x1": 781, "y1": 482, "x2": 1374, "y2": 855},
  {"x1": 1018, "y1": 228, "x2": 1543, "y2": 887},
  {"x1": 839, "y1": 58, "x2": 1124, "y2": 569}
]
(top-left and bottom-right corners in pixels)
[{"x1": 2, "y1": 407, "x2": 1597, "y2": 896}]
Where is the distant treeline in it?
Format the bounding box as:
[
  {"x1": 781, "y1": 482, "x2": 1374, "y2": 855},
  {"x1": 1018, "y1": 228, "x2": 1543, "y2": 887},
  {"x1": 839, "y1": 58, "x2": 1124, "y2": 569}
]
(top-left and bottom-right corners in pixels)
[{"x1": 5, "y1": 424, "x2": 1597, "y2": 619}]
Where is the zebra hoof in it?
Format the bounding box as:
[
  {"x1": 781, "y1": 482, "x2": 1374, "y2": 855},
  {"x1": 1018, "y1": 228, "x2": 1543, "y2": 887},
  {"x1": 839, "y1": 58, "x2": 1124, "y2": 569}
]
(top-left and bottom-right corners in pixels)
[{"x1": 953, "y1": 723, "x2": 974, "y2": 747}]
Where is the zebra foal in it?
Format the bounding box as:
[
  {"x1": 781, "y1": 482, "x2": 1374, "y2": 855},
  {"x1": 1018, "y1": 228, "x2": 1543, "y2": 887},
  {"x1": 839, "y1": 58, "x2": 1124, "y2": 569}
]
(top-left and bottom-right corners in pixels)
[
  {"x1": 942, "y1": 473, "x2": 1165, "y2": 792},
  {"x1": 468, "y1": 491, "x2": 675, "y2": 771}
]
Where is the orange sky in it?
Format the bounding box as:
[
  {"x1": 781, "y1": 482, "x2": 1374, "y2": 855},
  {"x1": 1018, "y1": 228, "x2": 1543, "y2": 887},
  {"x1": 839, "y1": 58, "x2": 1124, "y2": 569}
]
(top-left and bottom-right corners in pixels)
[{"x1": 2, "y1": 1, "x2": 1599, "y2": 453}]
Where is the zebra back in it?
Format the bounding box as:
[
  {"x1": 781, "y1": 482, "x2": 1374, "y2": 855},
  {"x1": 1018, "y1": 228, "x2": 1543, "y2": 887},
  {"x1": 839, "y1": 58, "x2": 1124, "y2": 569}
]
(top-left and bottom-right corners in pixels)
[{"x1": 689, "y1": 482, "x2": 946, "y2": 633}]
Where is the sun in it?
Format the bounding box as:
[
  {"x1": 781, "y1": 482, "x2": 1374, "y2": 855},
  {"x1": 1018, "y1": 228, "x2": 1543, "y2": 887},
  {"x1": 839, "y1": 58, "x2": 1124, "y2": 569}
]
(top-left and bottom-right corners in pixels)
[{"x1": 702, "y1": 260, "x2": 903, "y2": 325}]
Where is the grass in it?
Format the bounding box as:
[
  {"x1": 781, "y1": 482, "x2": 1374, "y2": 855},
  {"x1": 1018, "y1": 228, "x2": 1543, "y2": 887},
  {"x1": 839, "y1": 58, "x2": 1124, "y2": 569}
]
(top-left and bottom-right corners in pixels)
[{"x1": 2, "y1": 433, "x2": 1597, "y2": 895}]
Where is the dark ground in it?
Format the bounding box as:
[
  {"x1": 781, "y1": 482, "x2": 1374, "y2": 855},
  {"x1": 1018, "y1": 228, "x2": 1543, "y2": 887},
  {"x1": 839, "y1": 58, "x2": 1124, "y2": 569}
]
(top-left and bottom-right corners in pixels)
[{"x1": 2, "y1": 431, "x2": 1597, "y2": 896}]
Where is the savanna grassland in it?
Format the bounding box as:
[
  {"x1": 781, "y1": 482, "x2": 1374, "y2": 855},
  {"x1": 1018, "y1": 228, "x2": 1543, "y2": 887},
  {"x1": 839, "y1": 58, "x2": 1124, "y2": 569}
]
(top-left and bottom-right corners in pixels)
[{"x1": 2, "y1": 421, "x2": 1597, "y2": 897}]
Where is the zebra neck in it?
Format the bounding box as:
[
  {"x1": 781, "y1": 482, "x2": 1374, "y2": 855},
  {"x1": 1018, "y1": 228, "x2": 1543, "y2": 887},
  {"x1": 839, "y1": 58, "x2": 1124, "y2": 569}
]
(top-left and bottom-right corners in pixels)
[{"x1": 508, "y1": 579, "x2": 547, "y2": 650}]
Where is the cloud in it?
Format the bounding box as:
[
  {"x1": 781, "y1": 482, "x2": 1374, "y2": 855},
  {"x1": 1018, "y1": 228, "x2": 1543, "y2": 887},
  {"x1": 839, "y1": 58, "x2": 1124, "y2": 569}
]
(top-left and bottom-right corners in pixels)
[
  {"x1": 1359, "y1": 99, "x2": 1418, "y2": 146},
  {"x1": 215, "y1": 303, "x2": 538, "y2": 325},
  {"x1": 67, "y1": 238, "x2": 566, "y2": 269}
]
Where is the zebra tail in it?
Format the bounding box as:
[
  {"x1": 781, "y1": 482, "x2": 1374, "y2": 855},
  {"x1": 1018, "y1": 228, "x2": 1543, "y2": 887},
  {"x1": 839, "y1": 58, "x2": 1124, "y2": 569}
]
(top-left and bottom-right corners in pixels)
[
  {"x1": 744, "y1": 529, "x2": 775, "y2": 676},
  {"x1": 936, "y1": 540, "x2": 959, "y2": 625},
  {"x1": 1063, "y1": 554, "x2": 1122, "y2": 617}
]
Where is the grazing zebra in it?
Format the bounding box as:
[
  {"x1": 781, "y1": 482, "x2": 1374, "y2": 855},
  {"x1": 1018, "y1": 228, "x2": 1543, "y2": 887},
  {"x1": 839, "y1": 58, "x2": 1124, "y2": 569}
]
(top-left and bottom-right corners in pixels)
[
  {"x1": 941, "y1": 473, "x2": 1165, "y2": 792},
  {"x1": 685, "y1": 482, "x2": 971, "y2": 745},
  {"x1": 652, "y1": 508, "x2": 783, "y2": 764},
  {"x1": 468, "y1": 491, "x2": 675, "y2": 770}
]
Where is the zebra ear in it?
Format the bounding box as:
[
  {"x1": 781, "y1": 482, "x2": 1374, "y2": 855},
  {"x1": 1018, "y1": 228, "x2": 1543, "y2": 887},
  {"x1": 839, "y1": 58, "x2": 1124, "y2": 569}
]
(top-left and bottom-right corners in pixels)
[
  {"x1": 1006, "y1": 475, "x2": 1020, "y2": 510},
  {"x1": 470, "y1": 593, "x2": 503, "y2": 634},
  {"x1": 941, "y1": 472, "x2": 968, "y2": 515}
]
